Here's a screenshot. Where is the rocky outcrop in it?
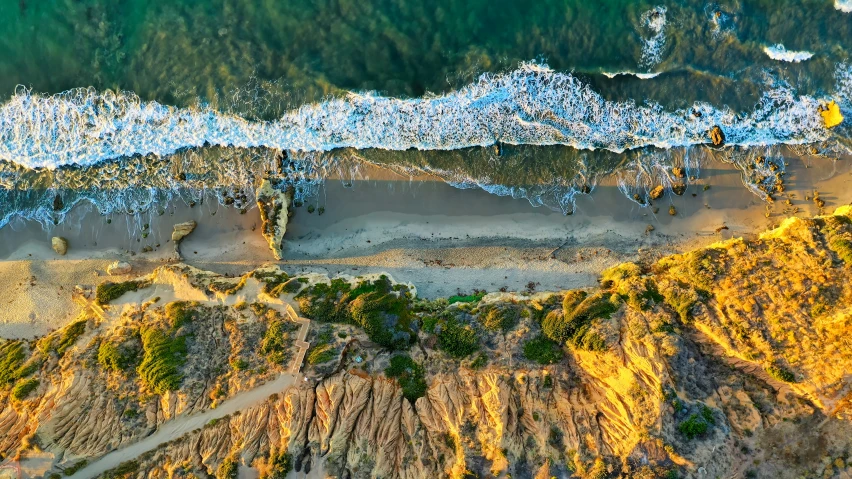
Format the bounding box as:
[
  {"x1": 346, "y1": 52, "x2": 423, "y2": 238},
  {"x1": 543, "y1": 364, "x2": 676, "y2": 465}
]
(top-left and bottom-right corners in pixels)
[
  {"x1": 171, "y1": 221, "x2": 197, "y2": 258},
  {"x1": 106, "y1": 261, "x2": 132, "y2": 275},
  {"x1": 820, "y1": 100, "x2": 844, "y2": 128},
  {"x1": 51, "y1": 236, "x2": 68, "y2": 255},
  {"x1": 256, "y1": 179, "x2": 293, "y2": 260},
  {"x1": 708, "y1": 125, "x2": 725, "y2": 146}
]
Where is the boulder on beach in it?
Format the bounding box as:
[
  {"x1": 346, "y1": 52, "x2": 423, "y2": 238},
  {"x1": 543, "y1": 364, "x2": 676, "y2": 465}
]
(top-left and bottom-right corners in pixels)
[
  {"x1": 709, "y1": 125, "x2": 725, "y2": 146},
  {"x1": 256, "y1": 178, "x2": 293, "y2": 260},
  {"x1": 649, "y1": 185, "x2": 665, "y2": 200},
  {"x1": 172, "y1": 221, "x2": 197, "y2": 243},
  {"x1": 819, "y1": 101, "x2": 843, "y2": 128},
  {"x1": 51, "y1": 236, "x2": 68, "y2": 256},
  {"x1": 107, "y1": 261, "x2": 132, "y2": 275}
]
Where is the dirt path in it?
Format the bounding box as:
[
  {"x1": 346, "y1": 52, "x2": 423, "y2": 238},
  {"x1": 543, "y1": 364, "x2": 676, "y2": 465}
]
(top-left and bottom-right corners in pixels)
[{"x1": 67, "y1": 285, "x2": 312, "y2": 479}]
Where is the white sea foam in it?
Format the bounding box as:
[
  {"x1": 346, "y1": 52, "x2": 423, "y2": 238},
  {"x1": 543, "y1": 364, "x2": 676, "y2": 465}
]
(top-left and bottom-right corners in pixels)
[
  {"x1": 639, "y1": 6, "x2": 668, "y2": 69},
  {"x1": 601, "y1": 71, "x2": 662, "y2": 79},
  {"x1": 763, "y1": 44, "x2": 814, "y2": 63},
  {"x1": 0, "y1": 62, "x2": 843, "y2": 171},
  {"x1": 837, "y1": 0, "x2": 852, "y2": 13}
]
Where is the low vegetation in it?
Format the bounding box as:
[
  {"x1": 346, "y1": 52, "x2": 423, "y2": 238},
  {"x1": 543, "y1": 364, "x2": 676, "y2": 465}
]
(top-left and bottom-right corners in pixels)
[
  {"x1": 297, "y1": 276, "x2": 416, "y2": 350},
  {"x1": 385, "y1": 354, "x2": 427, "y2": 402},
  {"x1": 522, "y1": 335, "x2": 563, "y2": 364},
  {"x1": 260, "y1": 309, "x2": 299, "y2": 365},
  {"x1": 11, "y1": 378, "x2": 39, "y2": 401},
  {"x1": 96, "y1": 280, "x2": 143, "y2": 305},
  {"x1": 136, "y1": 302, "x2": 195, "y2": 394}
]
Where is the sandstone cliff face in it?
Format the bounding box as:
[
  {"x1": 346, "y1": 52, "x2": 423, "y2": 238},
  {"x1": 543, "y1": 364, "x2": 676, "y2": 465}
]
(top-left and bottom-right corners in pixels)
[
  {"x1": 0, "y1": 266, "x2": 303, "y2": 469},
  {"x1": 5, "y1": 209, "x2": 852, "y2": 479}
]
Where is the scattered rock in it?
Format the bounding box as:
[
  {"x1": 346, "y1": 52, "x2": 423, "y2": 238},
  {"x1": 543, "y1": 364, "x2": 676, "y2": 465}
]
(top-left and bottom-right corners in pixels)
[
  {"x1": 673, "y1": 167, "x2": 686, "y2": 178},
  {"x1": 645, "y1": 224, "x2": 655, "y2": 235},
  {"x1": 51, "y1": 237, "x2": 68, "y2": 256},
  {"x1": 107, "y1": 261, "x2": 132, "y2": 275},
  {"x1": 668, "y1": 205, "x2": 677, "y2": 216},
  {"x1": 709, "y1": 125, "x2": 726, "y2": 146},
  {"x1": 256, "y1": 179, "x2": 293, "y2": 260},
  {"x1": 649, "y1": 185, "x2": 665, "y2": 200},
  {"x1": 819, "y1": 101, "x2": 844, "y2": 128}
]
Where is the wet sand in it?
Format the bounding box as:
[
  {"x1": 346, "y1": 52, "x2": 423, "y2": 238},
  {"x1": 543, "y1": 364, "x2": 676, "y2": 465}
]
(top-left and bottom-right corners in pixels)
[{"x1": 0, "y1": 152, "x2": 849, "y2": 337}]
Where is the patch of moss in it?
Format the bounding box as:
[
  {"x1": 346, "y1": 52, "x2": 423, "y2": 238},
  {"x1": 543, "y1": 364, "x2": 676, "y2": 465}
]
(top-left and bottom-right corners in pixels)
[{"x1": 11, "y1": 378, "x2": 39, "y2": 401}]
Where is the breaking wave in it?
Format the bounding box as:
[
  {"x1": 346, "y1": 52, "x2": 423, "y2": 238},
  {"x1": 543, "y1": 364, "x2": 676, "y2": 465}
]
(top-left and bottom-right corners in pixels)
[
  {"x1": 639, "y1": 6, "x2": 668, "y2": 69},
  {"x1": 763, "y1": 44, "x2": 814, "y2": 63},
  {"x1": 837, "y1": 0, "x2": 852, "y2": 13},
  {"x1": 0, "y1": 62, "x2": 845, "y2": 171}
]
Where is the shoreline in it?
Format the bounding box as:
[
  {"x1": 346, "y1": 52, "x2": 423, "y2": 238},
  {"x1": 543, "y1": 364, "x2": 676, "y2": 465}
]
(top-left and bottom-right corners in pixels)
[{"x1": 0, "y1": 153, "x2": 849, "y2": 337}]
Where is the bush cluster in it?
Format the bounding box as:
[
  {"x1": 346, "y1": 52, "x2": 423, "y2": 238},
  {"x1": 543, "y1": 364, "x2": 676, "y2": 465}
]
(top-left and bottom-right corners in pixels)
[
  {"x1": 385, "y1": 354, "x2": 427, "y2": 402},
  {"x1": 522, "y1": 335, "x2": 563, "y2": 364}
]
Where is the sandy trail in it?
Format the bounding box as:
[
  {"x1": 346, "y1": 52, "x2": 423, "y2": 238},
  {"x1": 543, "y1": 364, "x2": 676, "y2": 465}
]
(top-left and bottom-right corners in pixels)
[{"x1": 66, "y1": 373, "x2": 299, "y2": 479}]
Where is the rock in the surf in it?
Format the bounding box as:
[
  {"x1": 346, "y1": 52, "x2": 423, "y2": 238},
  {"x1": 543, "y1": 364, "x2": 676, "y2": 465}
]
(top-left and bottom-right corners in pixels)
[
  {"x1": 709, "y1": 125, "x2": 725, "y2": 146},
  {"x1": 51, "y1": 237, "x2": 68, "y2": 256},
  {"x1": 107, "y1": 261, "x2": 132, "y2": 275},
  {"x1": 256, "y1": 178, "x2": 293, "y2": 260},
  {"x1": 649, "y1": 185, "x2": 665, "y2": 200},
  {"x1": 819, "y1": 101, "x2": 843, "y2": 128}
]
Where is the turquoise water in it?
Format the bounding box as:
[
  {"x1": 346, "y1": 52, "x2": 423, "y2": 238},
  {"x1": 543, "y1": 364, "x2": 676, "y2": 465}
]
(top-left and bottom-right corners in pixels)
[{"x1": 0, "y1": 0, "x2": 850, "y2": 227}]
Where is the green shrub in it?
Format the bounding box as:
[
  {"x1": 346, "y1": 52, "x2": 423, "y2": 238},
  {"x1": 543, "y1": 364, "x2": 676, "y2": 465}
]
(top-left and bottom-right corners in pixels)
[
  {"x1": 385, "y1": 355, "x2": 428, "y2": 402},
  {"x1": 11, "y1": 378, "x2": 39, "y2": 401},
  {"x1": 261, "y1": 312, "x2": 298, "y2": 364},
  {"x1": 216, "y1": 456, "x2": 239, "y2": 479},
  {"x1": 102, "y1": 460, "x2": 139, "y2": 479},
  {"x1": 349, "y1": 291, "x2": 414, "y2": 349},
  {"x1": 56, "y1": 320, "x2": 87, "y2": 357},
  {"x1": 306, "y1": 344, "x2": 335, "y2": 365},
  {"x1": 478, "y1": 305, "x2": 520, "y2": 332},
  {"x1": 523, "y1": 335, "x2": 563, "y2": 364},
  {"x1": 96, "y1": 281, "x2": 141, "y2": 305},
  {"x1": 63, "y1": 460, "x2": 88, "y2": 476},
  {"x1": 165, "y1": 302, "x2": 195, "y2": 328},
  {"x1": 766, "y1": 365, "x2": 795, "y2": 383},
  {"x1": 0, "y1": 341, "x2": 26, "y2": 385},
  {"x1": 98, "y1": 338, "x2": 140, "y2": 373},
  {"x1": 137, "y1": 326, "x2": 188, "y2": 394},
  {"x1": 542, "y1": 293, "x2": 616, "y2": 351},
  {"x1": 437, "y1": 318, "x2": 478, "y2": 358},
  {"x1": 678, "y1": 413, "x2": 709, "y2": 439},
  {"x1": 469, "y1": 354, "x2": 488, "y2": 370},
  {"x1": 263, "y1": 450, "x2": 293, "y2": 479},
  {"x1": 829, "y1": 237, "x2": 852, "y2": 264}
]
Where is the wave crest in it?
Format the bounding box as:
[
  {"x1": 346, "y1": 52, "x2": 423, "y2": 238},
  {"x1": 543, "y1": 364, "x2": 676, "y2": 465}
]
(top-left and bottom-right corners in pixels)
[{"x1": 0, "y1": 62, "x2": 844, "y2": 171}]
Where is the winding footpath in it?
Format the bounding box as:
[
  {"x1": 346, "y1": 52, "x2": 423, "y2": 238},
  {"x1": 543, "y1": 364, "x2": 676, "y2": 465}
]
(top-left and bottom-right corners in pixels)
[{"x1": 67, "y1": 304, "x2": 311, "y2": 479}]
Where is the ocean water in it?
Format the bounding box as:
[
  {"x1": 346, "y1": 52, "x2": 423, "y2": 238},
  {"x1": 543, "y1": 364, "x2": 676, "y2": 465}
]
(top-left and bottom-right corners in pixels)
[{"x1": 0, "y1": 0, "x2": 850, "y2": 228}]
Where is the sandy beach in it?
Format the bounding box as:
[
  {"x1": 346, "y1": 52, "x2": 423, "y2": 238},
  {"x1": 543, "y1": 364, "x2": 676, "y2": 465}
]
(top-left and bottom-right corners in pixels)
[{"x1": 0, "y1": 151, "x2": 849, "y2": 338}]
